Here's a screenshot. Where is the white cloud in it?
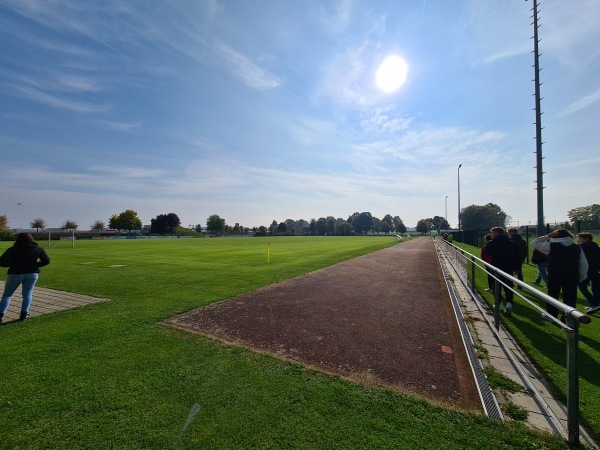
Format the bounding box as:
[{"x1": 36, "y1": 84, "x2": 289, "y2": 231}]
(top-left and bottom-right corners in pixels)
[
  {"x1": 213, "y1": 41, "x2": 281, "y2": 91},
  {"x1": 558, "y1": 88, "x2": 600, "y2": 117},
  {"x1": 1, "y1": 82, "x2": 109, "y2": 113},
  {"x1": 288, "y1": 118, "x2": 336, "y2": 146}
]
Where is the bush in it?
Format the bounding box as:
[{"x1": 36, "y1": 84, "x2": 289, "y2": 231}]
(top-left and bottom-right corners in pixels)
[{"x1": 0, "y1": 229, "x2": 16, "y2": 241}]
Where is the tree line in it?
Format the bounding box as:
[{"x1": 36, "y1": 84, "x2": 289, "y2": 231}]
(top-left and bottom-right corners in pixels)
[{"x1": 2, "y1": 203, "x2": 596, "y2": 240}]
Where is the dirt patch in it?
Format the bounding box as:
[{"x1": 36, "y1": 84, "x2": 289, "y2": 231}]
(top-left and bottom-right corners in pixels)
[{"x1": 165, "y1": 238, "x2": 482, "y2": 411}]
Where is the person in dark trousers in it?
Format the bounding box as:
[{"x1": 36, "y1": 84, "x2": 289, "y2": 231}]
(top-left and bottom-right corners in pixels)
[
  {"x1": 480, "y1": 234, "x2": 494, "y2": 292},
  {"x1": 577, "y1": 232, "x2": 600, "y2": 314},
  {"x1": 532, "y1": 229, "x2": 588, "y2": 320},
  {"x1": 485, "y1": 227, "x2": 521, "y2": 316},
  {"x1": 0, "y1": 233, "x2": 51, "y2": 323},
  {"x1": 531, "y1": 248, "x2": 549, "y2": 287},
  {"x1": 507, "y1": 227, "x2": 527, "y2": 287}
]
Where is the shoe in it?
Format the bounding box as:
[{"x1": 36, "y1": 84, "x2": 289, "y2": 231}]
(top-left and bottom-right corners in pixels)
[
  {"x1": 19, "y1": 312, "x2": 29, "y2": 321},
  {"x1": 587, "y1": 306, "x2": 600, "y2": 314},
  {"x1": 0, "y1": 313, "x2": 3, "y2": 323},
  {"x1": 504, "y1": 303, "x2": 513, "y2": 317},
  {"x1": 484, "y1": 288, "x2": 492, "y2": 292},
  {"x1": 532, "y1": 281, "x2": 541, "y2": 286}
]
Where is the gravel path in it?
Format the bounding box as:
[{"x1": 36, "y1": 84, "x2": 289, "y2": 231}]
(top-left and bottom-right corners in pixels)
[{"x1": 165, "y1": 237, "x2": 482, "y2": 411}]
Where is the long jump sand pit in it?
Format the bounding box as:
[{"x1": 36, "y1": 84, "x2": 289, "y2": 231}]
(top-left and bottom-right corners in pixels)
[{"x1": 165, "y1": 238, "x2": 482, "y2": 411}]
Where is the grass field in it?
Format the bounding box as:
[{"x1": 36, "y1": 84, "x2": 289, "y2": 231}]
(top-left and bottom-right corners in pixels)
[
  {"x1": 0, "y1": 237, "x2": 570, "y2": 449},
  {"x1": 456, "y1": 241, "x2": 600, "y2": 444}
]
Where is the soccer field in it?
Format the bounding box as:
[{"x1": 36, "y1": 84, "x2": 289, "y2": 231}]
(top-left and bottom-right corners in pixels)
[
  {"x1": 0, "y1": 236, "x2": 567, "y2": 448},
  {"x1": 1, "y1": 236, "x2": 398, "y2": 307}
]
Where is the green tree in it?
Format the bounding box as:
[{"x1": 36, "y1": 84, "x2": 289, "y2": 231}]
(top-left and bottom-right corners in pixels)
[
  {"x1": 372, "y1": 217, "x2": 381, "y2": 234},
  {"x1": 349, "y1": 212, "x2": 373, "y2": 235},
  {"x1": 416, "y1": 219, "x2": 429, "y2": 234},
  {"x1": 326, "y1": 216, "x2": 336, "y2": 235},
  {"x1": 567, "y1": 204, "x2": 600, "y2": 228},
  {"x1": 119, "y1": 210, "x2": 142, "y2": 232},
  {"x1": 108, "y1": 214, "x2": 122, "y2": 233},
  {"x1": 460, "y1": 203, "x2": 507, "y2": 230},
  {"x1": 109, "y1": 210, "x2": 142, "y2": 233},
  {"x1": 382, "y1": 214, "x2": 394, "y2": 231},
  {"x1": 206, "y1": 214, "x2": 226, "y2": 234},
  {"x1": 90, "y1": 220, "x2": 105, "y2": 234},
  {"x1": 0, "y1": 215, "x2": 14, "y2": 241},
  {"x1": 316, "y1": 217, "x2": 327, "y2": 236},
  {"x1": 381, "y1": 221, "x2": 391, "y2": 234},
  {"x1": 277, "y1": 222, "x2": 287, "y2": 234},
  {"x1": 308, "y1": 219, "x2": 317, "y2": 235},
  {"x1": 151, "y1": 213, "x2": 181, "y2": 234},
  {"x1": 30, "y1": 218, "x2": 46, "y2": 232},
  {"x1": 394, "y1": 216, "x2": 407, "y2": 233},
  {"x1": 337, "y1": 221, "x2": 353, "y2": 236},
  {"x1": 428, "y1": 215, "x2": 447, "y2": 231},
  {"x1": 62, "y1": 220, "x2": 78, "y2": 230}
]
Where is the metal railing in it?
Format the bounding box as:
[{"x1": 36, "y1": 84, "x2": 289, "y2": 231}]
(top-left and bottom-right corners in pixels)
[{"x1": 436, "y1": 237, "x2": 591, "y2": 446}]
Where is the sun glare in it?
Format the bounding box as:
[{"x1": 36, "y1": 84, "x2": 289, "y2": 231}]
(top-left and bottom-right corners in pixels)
[{"x1": 376, "y1": 55, "x2": 408, "y2": 93}]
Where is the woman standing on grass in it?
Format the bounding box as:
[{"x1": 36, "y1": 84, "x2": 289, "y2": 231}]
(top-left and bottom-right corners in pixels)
[{"x1": 0, "y1": 233, "x2": 50, "y2": 323}]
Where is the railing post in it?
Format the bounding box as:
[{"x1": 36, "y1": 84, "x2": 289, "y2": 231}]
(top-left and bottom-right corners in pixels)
[
  {"x1": 493, "y1": 269, "x2": 501, "y2": 331},
  {"x1": 470, "y1": 256, "x2": 476, "y2": 289},
  {"x1": 565, "y1": 315, "x2": 580, "y2": 446}
]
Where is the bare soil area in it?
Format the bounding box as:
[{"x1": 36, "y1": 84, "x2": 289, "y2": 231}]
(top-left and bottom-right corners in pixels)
[{"x1": 165, "y1": 237, "x2": 482, "y2": 411}]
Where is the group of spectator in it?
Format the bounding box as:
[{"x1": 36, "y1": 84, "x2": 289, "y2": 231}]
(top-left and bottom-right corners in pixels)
[{"x1": 480, "y1": 227, "x2": 600, "y2": 322}]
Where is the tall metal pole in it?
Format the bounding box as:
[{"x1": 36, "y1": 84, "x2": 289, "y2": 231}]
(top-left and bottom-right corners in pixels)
[
  {"x1": 532, "y1": 0, "x2": 545, "y2": 235},
  {"x1": 457, "y1": 164, "x2": 462, "y2": 236},
  {"x1": 445, "y1": 195, "x2": 448, "y2": 225}
]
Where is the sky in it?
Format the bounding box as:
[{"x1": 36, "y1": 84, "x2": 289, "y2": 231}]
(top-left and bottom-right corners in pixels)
[{"x1": 1, "y1": 0, "x2": 599, "y2": 231}]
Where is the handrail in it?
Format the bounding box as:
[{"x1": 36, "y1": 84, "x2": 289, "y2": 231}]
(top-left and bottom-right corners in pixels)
[{"x1": 435, "y1": 237, "x2": 590, "y2": 446}]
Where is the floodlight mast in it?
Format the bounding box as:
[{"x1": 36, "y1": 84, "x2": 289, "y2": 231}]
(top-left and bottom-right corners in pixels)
[{"x1": 531, "y1": 0, "x2": 545, "y2": 235}]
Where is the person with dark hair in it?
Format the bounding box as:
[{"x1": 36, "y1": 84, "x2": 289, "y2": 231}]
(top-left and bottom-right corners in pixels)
[
  {"x1": 485, "y1": 227, "x2": 521, "y2": 316},
  {"x1": 533, "y1": 229, "x2": 588, "y2": 320},
  {"x1": 507, "y1": 227, "x2": 527, "y2": 287},
  {"x1": 577, "y1": 232, "x2": 600, "y2": 314},
  {"x1": 480, "y1": 234, "x2": 494, "y2": 292},
  {"x1": 0, "y1": 233, "x2": 51, "y2": 323}
]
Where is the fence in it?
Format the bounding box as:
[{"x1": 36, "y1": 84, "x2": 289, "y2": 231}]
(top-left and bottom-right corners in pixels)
[
  {"x1": 436, "y1": 237, "x2": 591, "y2": 446},
  {"x1": 452, "y1": 222, "x2": 599, "y2": 249}
]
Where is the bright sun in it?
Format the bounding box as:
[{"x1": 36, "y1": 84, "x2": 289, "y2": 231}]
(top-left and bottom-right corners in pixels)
[{"x1": 376, "y1": 55, "x2": 408, "y2": 93}]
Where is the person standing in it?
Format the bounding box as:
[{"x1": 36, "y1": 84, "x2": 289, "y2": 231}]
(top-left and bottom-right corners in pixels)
[
  {"x1": 532, "y1": 229, "x2": 588, "y2": 320},
  {"x1": 576, "y1": 232, "x2": 600, "y2": 314},
  {"x1": 485, "y1": 227, "x2": 521, "y2": 316},
  {"x1": 0, "y1": 233, "x2": 51, "y2": 323},
  {"x1": 507, "y1": 227, "x2": 527, "y2": 286},
  {"x1": 531, "y1": 248, "x2": 549, "y2": 287}
]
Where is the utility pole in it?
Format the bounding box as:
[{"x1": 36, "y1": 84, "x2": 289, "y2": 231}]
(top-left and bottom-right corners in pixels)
[
  {"x1": 531, "y1": 0, "x2": 545, "y2": 235},
  {"x1": 457, "y1": 164, "x2": 462, "y2": 237}
]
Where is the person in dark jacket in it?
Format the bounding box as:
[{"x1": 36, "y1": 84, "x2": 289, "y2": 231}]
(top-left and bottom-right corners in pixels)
[
  {"x1": 577, "y1": 232, "x2": 600, "y2": 314},
  {"x1": 507, "y1": 227, "x2": 527, "y2": 286},
  {"x1": 485, "y1": 227, "x2": 521, "y2": 316},
  {"x1": 533, "y1": 229, "x2": 588, "y2": 320},
  {"x1": 0, "y1": 233, "x2": 50, "y2": 322}
]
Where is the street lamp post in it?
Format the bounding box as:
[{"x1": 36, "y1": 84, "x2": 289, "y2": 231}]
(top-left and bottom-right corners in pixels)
[
  {"x1": 458, "y1": 164, "x2": 462, "y2": 239},
  {"x1": 445, "y1": 195, "x2": 448, "y2": 228}
]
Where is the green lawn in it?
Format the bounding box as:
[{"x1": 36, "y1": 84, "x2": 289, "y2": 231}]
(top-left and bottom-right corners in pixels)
[
  {"x1": 457, "y1": 241, "x2": 600, "y2": 443},
  {"x1": 0, "y1": 237, "x2": 569, "y2": 449}
]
